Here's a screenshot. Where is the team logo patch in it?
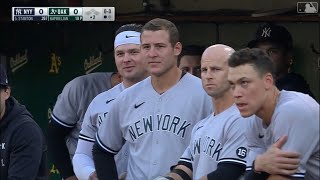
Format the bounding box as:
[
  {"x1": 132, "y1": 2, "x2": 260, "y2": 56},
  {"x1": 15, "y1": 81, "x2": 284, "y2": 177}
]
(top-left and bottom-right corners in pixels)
[
  {"x1": 49, "y1": 53, "x2": 62, "y2": 74},
  {"x1": 236, "y1": 147, "x2": 247, "y2": 159}
]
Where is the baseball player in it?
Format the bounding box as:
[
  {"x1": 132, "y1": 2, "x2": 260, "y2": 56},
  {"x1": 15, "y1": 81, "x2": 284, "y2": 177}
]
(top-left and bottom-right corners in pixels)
[
  {"x1": 247, "y1": 23, "x2": 314, "y2": 99},
  {"x1": 157, "y1": 44, "x2": 250, "y2": 180},
  {"x1": 48, "y1": 72, "x2": 121, "y2": 180},
  {"x1": 178, "y1": 45, "x2": 205, "y2": 78},
  {"x1": 72, "y1": 23, "x2": 148, "y2": 180},
  {"x1": 228, "y1": 48, "x2": 319, "y2": 180},
  {"x1": 92, "y1": 18, "x2": 213, "y2": 180}
]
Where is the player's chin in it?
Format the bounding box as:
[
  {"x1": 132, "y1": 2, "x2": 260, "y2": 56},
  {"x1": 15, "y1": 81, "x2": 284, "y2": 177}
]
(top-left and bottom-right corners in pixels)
[
  {"x1": 147, "y1": 67, "x2": 163, "y2": 76},
  {"x1": 238, "y1": 109, "x2": 253, "y2": 118}
]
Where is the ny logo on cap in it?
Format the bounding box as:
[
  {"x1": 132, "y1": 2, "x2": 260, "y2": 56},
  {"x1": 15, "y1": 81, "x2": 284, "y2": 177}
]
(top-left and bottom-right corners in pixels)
[{"x1": 261, "y1": 27, "x2": 272, "y2": 37}]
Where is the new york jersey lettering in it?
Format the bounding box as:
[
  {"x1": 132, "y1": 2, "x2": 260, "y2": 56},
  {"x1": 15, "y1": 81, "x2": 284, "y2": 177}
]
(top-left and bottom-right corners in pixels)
[{"x1": 128, "y1": 114, "x2": 191, "y2": 141}]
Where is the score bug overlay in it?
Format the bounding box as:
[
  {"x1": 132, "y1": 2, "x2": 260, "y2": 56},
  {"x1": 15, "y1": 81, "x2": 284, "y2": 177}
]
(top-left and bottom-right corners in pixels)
[{"x1": 12, "y1": 7, "x2": 115, "y2": 22}]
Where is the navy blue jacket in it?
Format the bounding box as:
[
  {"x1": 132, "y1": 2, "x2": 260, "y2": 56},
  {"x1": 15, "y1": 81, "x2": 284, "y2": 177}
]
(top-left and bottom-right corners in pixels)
[
  {"x1": 0, "y1": 97, "x2": 47, "y2": 180},
  {"x1": 276, "y1": 72, "x2": 315, "y2": 99}
]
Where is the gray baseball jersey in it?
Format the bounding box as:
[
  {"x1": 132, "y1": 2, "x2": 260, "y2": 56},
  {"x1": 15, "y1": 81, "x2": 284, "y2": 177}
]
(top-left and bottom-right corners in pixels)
[
  {"x1": 245, "y1": 90, "x2": 319, "y2": 180},
  {"x1": 179, "y1": 104, "x2": 249, "y2": 179},
  {"x1": 51, "y1": 72, "x2": 113, "y2": 159},
  {"x1": 75, "y1": 83, "x2": 128, "y2": 179},
  {"x1": 96, "y1": 73, "x2": 213, "y2": 180}
]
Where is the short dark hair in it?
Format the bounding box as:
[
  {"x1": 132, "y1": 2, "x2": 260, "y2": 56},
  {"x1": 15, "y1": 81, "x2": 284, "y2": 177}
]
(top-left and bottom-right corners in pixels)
[
  {"x1": 228, "y1": 48, "x2": 275, "y2": 78},
  {"x1": 141, "y1": 18, "x2": 179, "y2": 46},
  {"x1": 0, "y1": 84, "x2": 9, "y2": 90},
  {"x1": 115, "y1": 23, "x2": 143, "y2": 36},
  {"x1": 177, "y1": 45, "x2": 205, "y2": 66}
]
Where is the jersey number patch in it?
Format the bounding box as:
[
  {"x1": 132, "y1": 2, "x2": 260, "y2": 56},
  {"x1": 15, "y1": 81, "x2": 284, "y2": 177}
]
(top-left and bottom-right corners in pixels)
[{"x1": 236, "y1": 147, "x2": 247, "y2": 159}]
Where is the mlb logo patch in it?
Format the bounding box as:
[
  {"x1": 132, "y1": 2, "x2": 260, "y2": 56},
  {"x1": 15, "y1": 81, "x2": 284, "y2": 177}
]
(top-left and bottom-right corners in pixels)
[{"x1": 297, "y1": 2, "x2": 318, "y2": 13}]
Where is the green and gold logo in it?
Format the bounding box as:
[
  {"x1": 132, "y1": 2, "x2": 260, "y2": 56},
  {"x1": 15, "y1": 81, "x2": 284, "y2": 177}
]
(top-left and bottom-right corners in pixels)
[
  {"x1": 84, "y1": 52, "x2": 102, "y2": 74},
  {"x1": 10, "y1": 49, "x2": 28, "y2": 73},
  {"x1": 49, "y1": 53, "x2": 61, "y2": 74}
]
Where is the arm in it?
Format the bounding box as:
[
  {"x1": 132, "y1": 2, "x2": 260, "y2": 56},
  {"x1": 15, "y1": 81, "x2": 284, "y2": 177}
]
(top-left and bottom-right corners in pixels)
[
  {"x1": 73, "y1": 140, "x2": 96, "y2": 179},
  {"x1": 92, "y1": 97, "x2": 125, "y2": 179},
  {"x1": 8, "y1": 123, "x2": 46, "y2": 180},
  {"x1": 92, "y1": 141, "x2": 118, "y2": 179},
  {"x1": 244, "y1": 137, "x2": 299, "y2": 180},
  {"x1": 48, "y1": 79, "x2": 81, "y2": 179},
  {"x1": 161, "y1": 164, "x2": 192, "y2": 180},
  {"x1": 253, "y1": 137, "x2": 299, "y2": 175},
  {"x1": 73, "y1": 98, "x2": 99, "y2": 180},
  {"x1": 255, "y1": 104, "x2": 318, "y2": 179},
  {"x1": 48, "y1": 119, "x2": 75, "y2": 179},
  {"x1": 201, "y1": 162, "x2": 245, "y2": 180},
  {"x1": 201, "y1": 115, "x2": 248, "y2": 180}
]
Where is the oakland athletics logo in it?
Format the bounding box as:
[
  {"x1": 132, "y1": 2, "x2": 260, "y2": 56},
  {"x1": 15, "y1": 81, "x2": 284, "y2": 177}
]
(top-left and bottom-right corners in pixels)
[
  {"x1": 49, "y1": 53, "x2": 61, "y2": 74},
  {"x1": 10, "y1": 49, "x2": 28, "y2": 73}
]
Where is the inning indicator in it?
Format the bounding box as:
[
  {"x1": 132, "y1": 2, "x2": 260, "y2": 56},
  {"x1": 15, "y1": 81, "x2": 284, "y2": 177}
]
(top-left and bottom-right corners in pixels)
[{"x1": 12, "y1": 7, "x2": 115, "y2": 22}]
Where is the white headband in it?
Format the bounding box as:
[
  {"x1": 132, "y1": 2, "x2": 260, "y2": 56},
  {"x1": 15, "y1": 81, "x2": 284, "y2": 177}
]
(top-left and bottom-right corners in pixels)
[{"x1": 114, "y1": 31, "x2": 141, "y2": 49}]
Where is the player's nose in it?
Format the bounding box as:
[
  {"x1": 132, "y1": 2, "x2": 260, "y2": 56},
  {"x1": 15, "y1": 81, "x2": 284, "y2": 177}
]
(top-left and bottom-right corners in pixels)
[
  {"x1": 147, "y1": 46, "x2": 158, "y2": 57},
  {"x1": 232, "y1": 85, "x2": 243, "y2": 98},
  {"x1": 123, "y1": 53, "x2": 132, "y2": 62}
]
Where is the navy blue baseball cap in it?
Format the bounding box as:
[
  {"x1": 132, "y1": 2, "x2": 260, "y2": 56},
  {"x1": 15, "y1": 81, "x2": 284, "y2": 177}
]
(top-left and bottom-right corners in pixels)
[
  {"x1": 0, "y1": 64, "x2": 9, "y2": 86},
  {"x1": 247, "y1": 23, "x2": 293, "y2": 51}
]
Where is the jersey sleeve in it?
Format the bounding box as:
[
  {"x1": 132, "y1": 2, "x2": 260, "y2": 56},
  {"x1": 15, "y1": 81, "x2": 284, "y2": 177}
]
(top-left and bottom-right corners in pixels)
[
  {"x1": 272, "y1": 105, "x2": 319, "y2": 178},
  {"x1": 51, "y1": 78, "x2": 82, "y2": 128},
  {"x1": 218, "y1": 116, "x2": 248, "y2": 167},
  {"x1": 178, "y1": 122, "x2": 200, "y2": 169},
  {"x1": 96, "y1": 97, "x2": 123, "y2": 155},
  {"x1": 179, "y1": 144, "x2": 193, "y2": 166},
  {"x1": 79, "y1": 99, "x2": 98, "y2": 143},
  {"x1": 244, "y1": 117, "x2": 266, "y2": 171},
  {"x1": 73, "y1": 140, "x2": 96, "y2": 180}
]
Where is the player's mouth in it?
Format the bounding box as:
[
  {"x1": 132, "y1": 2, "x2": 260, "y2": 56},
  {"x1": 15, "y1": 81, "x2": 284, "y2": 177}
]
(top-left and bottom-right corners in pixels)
[
  {"x1": 205, "y1": 83, "x2": 216, "y2": 88},
  {"x1": 148, "y1": 61, "x2": 160, "y2": 64},
  {"x1": 148, "y1": 61, "x2": 161, "y2": 67},
  {"x1": 236, "y1": 103, "x2": 247, "y2": 110},
  {"x1": 123, "y1": 66, "x2": 134, "y2": 71}
]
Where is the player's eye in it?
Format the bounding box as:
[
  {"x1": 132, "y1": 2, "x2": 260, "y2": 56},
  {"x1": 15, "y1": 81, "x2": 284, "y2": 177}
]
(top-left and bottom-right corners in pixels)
[
  {"x1": 240, "y1": 81, "x2": 248, "y2": 87},
  {"x1": 229, "y1": 82, "x2": 235, "y2": 90},
  {"x1": 155, "y1": 44, "x2": 166, "y2": 49},
  {"x1": 181, "y1": 67, "x2": 190, "y2": 73},
  {"x1": 142, "y1": 45, "x2": 150, "y2": 50},
  {"x1": 130, "y1": 50, "x2": 140, "y2": 55},
  {"x1": 212, "y1": 67, "x2": 220, "y2": 72},
  {"x1": 116, "y1": 52, "x2": 124, "y2": 57},
  {"x1": 267, "y1": 48, "x2": 281, "y2": 56}
]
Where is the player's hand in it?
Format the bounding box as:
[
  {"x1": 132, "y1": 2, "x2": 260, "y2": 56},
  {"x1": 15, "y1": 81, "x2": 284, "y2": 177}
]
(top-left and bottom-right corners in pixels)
[
  {"x1": 89, "y1": 171, "x2": 98, "y2": 180},
  {"x1": 65, "y1": 175, "x2": 78, "y2": 180},
  {"x1": 255, "y1": 136, "x2": 300, "y2": 175},
  {"x1": 119, "y1": 172, "x2": 127, "y2": 180}
]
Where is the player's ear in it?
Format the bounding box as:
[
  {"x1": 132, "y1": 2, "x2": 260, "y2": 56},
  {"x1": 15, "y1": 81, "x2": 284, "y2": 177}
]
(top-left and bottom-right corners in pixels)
[
  {"x1": 2, "y1": 87, "x2": 11, "y2": 100},
  {"x1": 263, "y1": 73, "x2": 274, "y2": 90},
  {"x1": 173, "y1": 42, "x2": 182, "y2": 56}
]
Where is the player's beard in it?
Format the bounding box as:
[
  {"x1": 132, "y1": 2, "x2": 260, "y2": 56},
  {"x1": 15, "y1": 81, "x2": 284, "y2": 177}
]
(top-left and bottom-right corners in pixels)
[
  {"x1": 208, "y1": 81, "x2": 231, "y2": 99},
  {"x1": 125, "y1": 69, "x2": 148, "y2": 84}
]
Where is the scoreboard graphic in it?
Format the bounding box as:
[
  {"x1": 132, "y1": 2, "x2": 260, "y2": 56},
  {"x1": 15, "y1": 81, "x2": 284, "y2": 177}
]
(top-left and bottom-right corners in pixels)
[{"x1": 12, "y1": 7, "x2": 115, "y2": 21}]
